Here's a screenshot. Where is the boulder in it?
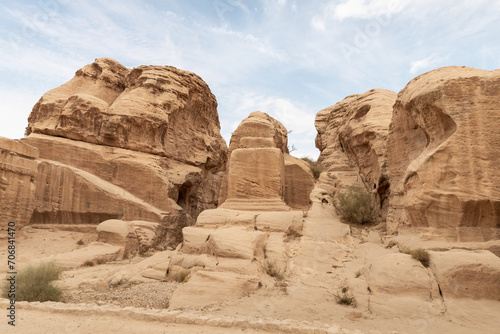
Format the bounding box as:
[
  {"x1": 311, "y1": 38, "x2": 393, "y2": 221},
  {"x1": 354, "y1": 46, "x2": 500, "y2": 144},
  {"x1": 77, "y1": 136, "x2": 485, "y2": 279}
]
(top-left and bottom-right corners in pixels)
[
  {"x1": 386, "y1": 66, "x2": 500, "y2": 238},
  {"x1": 429, "y1": 250, "x2": 500, "y2": 300},
  {"x1": 0, "y1": 137, "x2": 39, "y2": 230},
  {"x1": 364, "y1": 253, "x2": 442, "y2": 315},
  {"x1": 97, "y1": 219, "x2": 159, "y2": 259},
  {"x1": 182, "y1": 226, "x2": 267, "y2": 260}
]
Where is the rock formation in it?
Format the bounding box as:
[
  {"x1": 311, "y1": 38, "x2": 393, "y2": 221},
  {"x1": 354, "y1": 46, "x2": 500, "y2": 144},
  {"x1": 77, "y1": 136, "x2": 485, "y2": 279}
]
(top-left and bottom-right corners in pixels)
[
  {"x1": 219, "y1": 111, "x2": 314, "y2": 211},
  {"x1": 0, "y1": 137, "x2": 38, "y2": 231},
  {"x1": 315, "y1": 89, "x2": 396, "y2": 218},
  {"x1": 386, "y1": 66, "x2": 500, "y2": 239},
  {"x1": 166, "y1": 112, "x2": 313, "y2": 308},
  {"x1": 18, "y1": 58, "x2": 227, "y2": 246}
]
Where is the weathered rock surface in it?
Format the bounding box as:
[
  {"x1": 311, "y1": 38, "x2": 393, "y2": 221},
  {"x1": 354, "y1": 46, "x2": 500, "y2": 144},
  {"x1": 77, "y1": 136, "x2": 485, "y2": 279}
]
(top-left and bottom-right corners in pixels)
[
  {"x1": 220, "y1": 111, "x2": 313, "y2": 211},
  {"x1": 364, "y1": 253, "x2": 442, "y2": 315},
  {"x1": 284, "y1": 155, "x2": 314, "y2": 210},
  {"x1": 26, "y1": 57, "x2": 226, "y2": 168},
  {"x1": 0, "y1": 137, "x2": 39, "y2": 230},
  {"x1": 386, "y1": 67, "x2": 500, "y2": 237},
  {"x1": 15, "y1": 58, "x2": 228, "y2": 244},
  {"x1": 429, "y1": 249, "x2": 500, "y2": 300},
  {"x1": 97, "y1": 219, "x2": 159, "y2": 259},
  {"x1": 315, "y1": 89, "x2": 396, "y2": 219},
  {"x1": 167, "y1": 270, "x2": 260, "y2": 309}
]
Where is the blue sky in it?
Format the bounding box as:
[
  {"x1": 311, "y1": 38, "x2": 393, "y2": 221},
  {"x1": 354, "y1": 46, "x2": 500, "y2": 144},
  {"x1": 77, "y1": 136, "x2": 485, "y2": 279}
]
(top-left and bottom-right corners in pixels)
[{"x1": 1, "y1": 0, "x2": 499, "y2": 158}]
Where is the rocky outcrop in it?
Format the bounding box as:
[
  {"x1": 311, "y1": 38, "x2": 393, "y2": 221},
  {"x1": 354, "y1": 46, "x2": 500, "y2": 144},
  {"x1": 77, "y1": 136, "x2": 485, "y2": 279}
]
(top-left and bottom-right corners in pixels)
[
  {"x1": 315, "y1": 89, "x2": 396, "y2": 218},
  {"x1": 0, "y1": 137, "x2": 38, "y2": 230},
  {"x1": 18, "y1": 58, "x2": 228, "y2": 244},
  {"x1": 26, "y1": 57, "x2": 226, "y2": 168},
  {"x1": 220, "y1": 111, "x2": 313, "y2": 211},
  {"x1": 386, "y1": 67, "x2": 500, "y2": 238},
  {"x1": 165, "y1": 112, "x2": 314, "y2": 309}
]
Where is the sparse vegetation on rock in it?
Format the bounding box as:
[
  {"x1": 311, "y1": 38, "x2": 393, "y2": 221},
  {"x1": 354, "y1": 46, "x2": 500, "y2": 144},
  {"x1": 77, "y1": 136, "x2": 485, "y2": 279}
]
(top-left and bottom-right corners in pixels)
[
  {"x1": 404, "y1": 248, "x2": 430, "y2": 268},
  {"x1": 176, "y1": 270, "x2": 190, "y2": 283},
  {"x1": 265, "y1": 259, "x2": 285, "y2": 280},
  {"x1": 335, "y1": 287, "x2": 355, "y2": 306},
  {"x1": 301, "y1": 157, "x2": 324, "y2": 180},
  {"x1": 2, "y1": 261, "x2": 63, "y2": 302},
  {"x1": 335, "y1": 185, "x2": 374, "y2": 225}
]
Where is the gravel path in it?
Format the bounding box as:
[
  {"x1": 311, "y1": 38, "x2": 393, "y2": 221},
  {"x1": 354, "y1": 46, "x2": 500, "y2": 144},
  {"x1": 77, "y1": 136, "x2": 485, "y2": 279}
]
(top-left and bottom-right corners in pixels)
[{"x1": 63, "y1": 282, "x2": 180, "y2": 309}]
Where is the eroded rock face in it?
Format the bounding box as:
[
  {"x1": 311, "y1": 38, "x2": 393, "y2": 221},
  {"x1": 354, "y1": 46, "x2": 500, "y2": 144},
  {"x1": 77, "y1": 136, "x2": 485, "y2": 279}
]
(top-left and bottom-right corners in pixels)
[
  {"x1": 17, "y1": 58, "x2": 228, "y2": 245},
  {"x1": 315, "y1": 89, "x2": 396, "y2": 218},
  {"x1": 386, "y1": 67, "x2": 500, "y2": 237},
  {"x1": 26, "y1": 57, "x2": 226, "y2": 168},
  {"x1": 0, "y1": 137, "x2": 39, "y2": 230},
  {"x1": 220, "y1": 111, "x2": 313, "y2": 211}
]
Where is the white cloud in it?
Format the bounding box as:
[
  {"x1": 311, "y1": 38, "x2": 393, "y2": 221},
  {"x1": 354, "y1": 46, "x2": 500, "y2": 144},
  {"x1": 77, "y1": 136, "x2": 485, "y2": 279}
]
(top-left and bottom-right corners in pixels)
[
  {"x1": 211, "y1": 27, "x2": 287, "y2": 61},
  {"x1": 409, "y1": 54, "x2": 440, "y2": 74},
  {"x1": 332, "y1": 0, "x2": 410, "y2": 21},
  {"x1": 311, "y1": 16, "x2": 326, "y2": 31},
  {"x1": 0, "y1": 90, "x2": 40, "y2": 140}
]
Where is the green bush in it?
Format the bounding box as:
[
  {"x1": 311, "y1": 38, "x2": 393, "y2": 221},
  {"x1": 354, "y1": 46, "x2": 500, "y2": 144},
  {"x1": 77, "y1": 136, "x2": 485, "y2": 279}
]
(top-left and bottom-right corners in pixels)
[
  {"x1": 409, "y1": 248, "x2": 430, "y2": 268},
  {"x1": 335, "y1": 287, "x2": 355, "y2": 306},
  {"x1": 301, "y1": 157, "x2": 323, "y2": 180},
  {"x1": 335, "y1": 185, "x2": 374, "y2": 225},
  {"x1": 176, "y1": 270, "x2": 190, "y2": 283},
  {"x1": 2, "y1": 262, "x2": 63, "y2": 302}
]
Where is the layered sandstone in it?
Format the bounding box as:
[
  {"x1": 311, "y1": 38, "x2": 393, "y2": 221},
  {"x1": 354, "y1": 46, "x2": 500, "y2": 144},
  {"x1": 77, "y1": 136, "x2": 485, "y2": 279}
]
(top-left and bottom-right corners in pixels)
[
  {"x1": 166, "y1": 112, "x2": 314, "y2": 308},
  {"x1": 315, "y1": 89, "x2": 396, "y2": 218},
  {"x1": 17, "y1": 58, "x2": 227, "y2": 244},
  {"x1": 0, "y1": 137, "x2": 39, "y2": 230},
  {"x1": 386, "y1": 66, "x2": 500, "y2": 237},
  {"x1": 26, "y1": 57, "x2": 225, "y2": 168},
  {"x1": 220, "y1": 111, "x2": 313, "y2": 211}
]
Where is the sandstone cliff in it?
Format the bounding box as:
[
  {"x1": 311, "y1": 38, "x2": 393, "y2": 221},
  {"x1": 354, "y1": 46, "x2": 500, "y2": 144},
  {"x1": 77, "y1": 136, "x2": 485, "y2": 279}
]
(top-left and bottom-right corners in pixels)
[
  {"x1": 315, "y1": 67, "x2": 500, "y2": 241},
  {"x1": 315, "y1": 89, "x2": 396, "y2": 219},
  {"x1": 0, "y1": 137, "x2": 38, "y2": 231},
  {"x1": 386, "y1": 66, "x2": 500, "y2": 240},
  {"x1": 17, "y1": 58, "x2": 228, "y2": 245}
]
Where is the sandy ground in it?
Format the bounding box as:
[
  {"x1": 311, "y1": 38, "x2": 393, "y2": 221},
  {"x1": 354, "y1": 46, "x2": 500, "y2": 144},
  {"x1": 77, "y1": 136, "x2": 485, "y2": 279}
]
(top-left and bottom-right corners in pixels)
[
  {"x1": 1, "y1": 222, "x2": 500, "y2": 334},
  {"x1": 0, "y1": 308, "x2": 275, "y2": 334}
]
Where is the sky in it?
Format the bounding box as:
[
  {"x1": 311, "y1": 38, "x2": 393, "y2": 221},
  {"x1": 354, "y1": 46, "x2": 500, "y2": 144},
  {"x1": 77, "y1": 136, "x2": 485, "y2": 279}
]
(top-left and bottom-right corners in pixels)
[{"x1": 1, "y1": 0, "x2": 499, "y2": 159}]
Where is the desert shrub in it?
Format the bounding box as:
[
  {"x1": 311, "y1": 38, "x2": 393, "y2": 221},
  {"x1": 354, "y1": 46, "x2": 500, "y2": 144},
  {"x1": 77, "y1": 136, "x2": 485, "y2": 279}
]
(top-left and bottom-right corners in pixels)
[
  {"x1": 335, "y1": 185, "x2": 374, "y2": 225},
  {"x1": 335, "y1": 287, "x2": 355, "y2": 306},
  {"x1": 265, "y1": 259, "x2": 285, "y2": 280},
  {"x1": 2, "y1": 261, "x2": 63, "y2": 302},
  {"x1": 409, "y1": 248, "x2": 430, "y2": 268},
  {"x1": 301, "y1": 157, "x2": 323, "y2": 180},
  {"x1": 176, "y1": 270, "x2": 190, "y2": 283},
  {"x1": 82, "y1": 260, "x2": 94, "y2": 267},
  {"x1": 354, "y1": 270, "x2": 362, "y2": 278}
]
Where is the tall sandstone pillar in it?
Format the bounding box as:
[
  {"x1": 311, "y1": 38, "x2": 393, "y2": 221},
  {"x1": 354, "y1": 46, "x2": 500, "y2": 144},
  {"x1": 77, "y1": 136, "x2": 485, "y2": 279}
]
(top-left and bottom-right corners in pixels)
[{"x1": 219, "y1": 111, "x2": 290, "y2": 211}]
